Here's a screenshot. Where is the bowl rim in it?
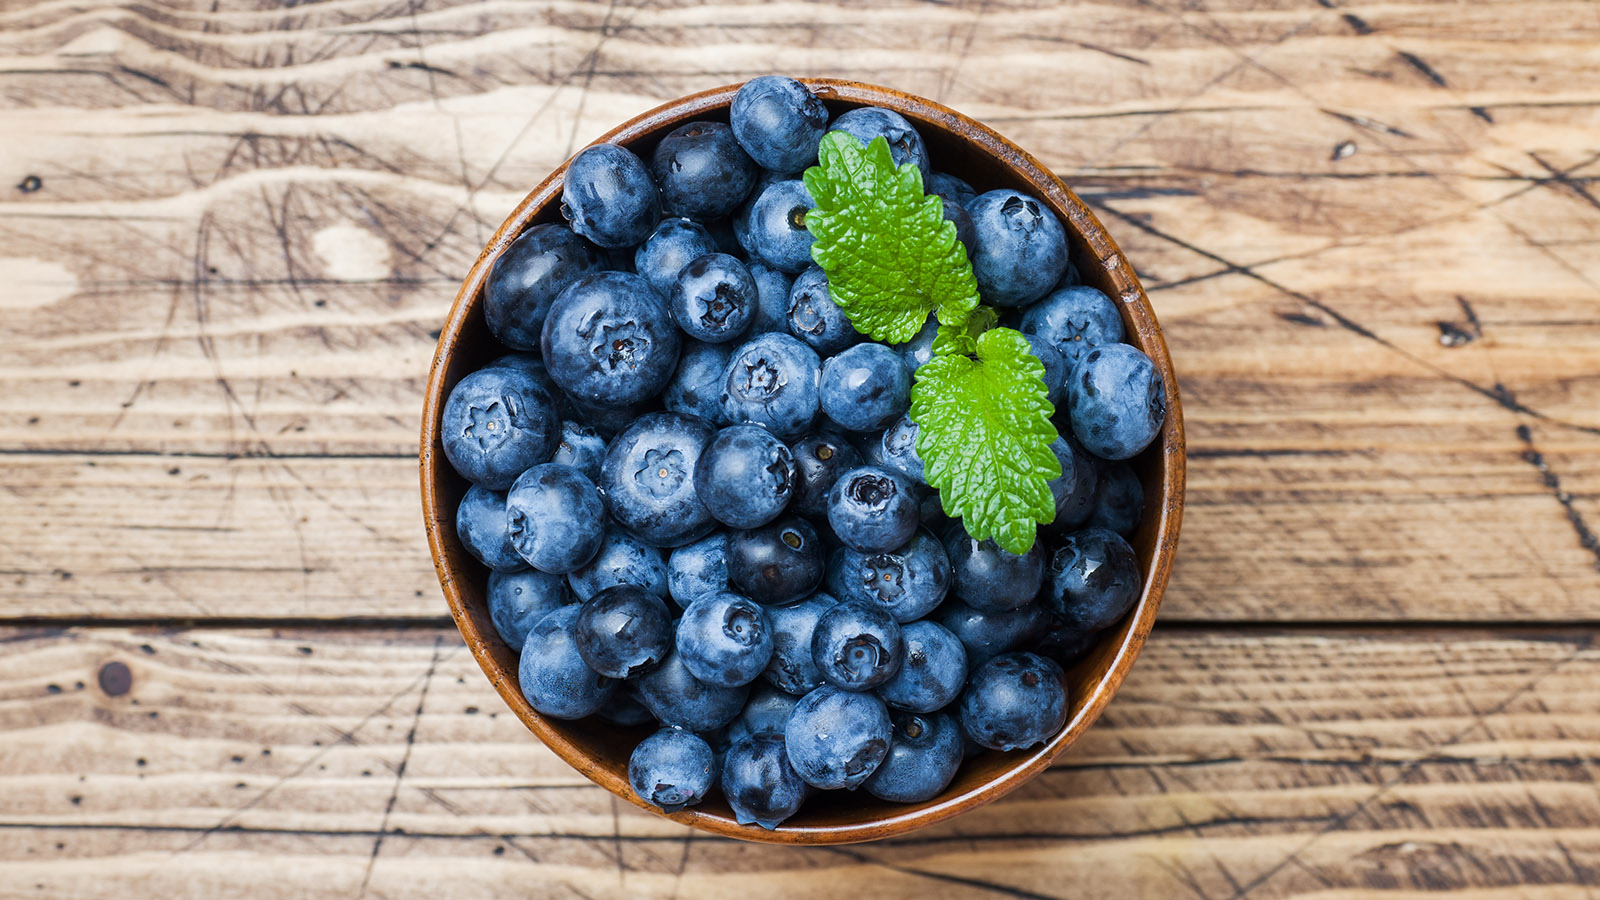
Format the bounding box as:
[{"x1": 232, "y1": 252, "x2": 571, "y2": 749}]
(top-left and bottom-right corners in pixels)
[{"x1": 420, "y1": 77, "x2": 1186, "y2": 845}]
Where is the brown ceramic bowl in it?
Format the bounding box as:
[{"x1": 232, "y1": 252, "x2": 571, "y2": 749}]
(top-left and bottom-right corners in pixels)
[{"x1": 421, "y1": 78, "x2": 1185, "y2": 845}]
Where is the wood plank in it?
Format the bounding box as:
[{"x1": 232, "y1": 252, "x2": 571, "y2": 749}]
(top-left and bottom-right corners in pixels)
[
  {"x1": 3, "y1": 626, "x2": 1600, "y2": 898},
  {"x1": 0, "y1": 455, "x2": 433, "y2": 620},
  {"x1": 1, "y1": 0, "x2": 1598, "y2": 621}
]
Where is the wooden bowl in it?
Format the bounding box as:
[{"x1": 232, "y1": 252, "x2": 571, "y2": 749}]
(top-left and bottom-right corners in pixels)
[{"x1": 421, "y1": 79, "x2": 1185, "y2": 845}]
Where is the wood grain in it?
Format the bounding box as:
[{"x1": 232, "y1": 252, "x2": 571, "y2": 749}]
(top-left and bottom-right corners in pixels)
[
  {"x1": 0, "y1": 0, "x2": 1597, "y2": 628},
  {"x1": 4, "y1": 625, "x2": 1600, "y2": 898}
]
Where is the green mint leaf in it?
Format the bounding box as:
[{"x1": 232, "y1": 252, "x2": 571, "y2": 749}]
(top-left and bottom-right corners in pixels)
[
  {"x1": 910, "y1": 327, "x2": 1061, "y2": 554},
  {"x1": 803, "y1": 132, "x2": 981, "y2": 344},
  {"x1": 932, "y1": 306, "x2": 998, "y2": 357}
]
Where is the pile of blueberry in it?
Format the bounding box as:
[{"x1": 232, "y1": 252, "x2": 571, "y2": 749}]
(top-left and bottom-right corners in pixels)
[{"x1": 440, "y1": 76, "x2": 1165, "y2": 830}]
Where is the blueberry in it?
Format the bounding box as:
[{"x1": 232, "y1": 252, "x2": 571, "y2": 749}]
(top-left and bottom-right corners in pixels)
[
  {"x1": 878, "y1": 414, "x2": 925, "y2": 485},
  {"x1": 704, "y1": 217, "x2": 743, "y2": 256},
  {"x1": 1019, "y1": 285, "x2": 1124, "y2": 368},
  {"x1": 732, "y1": 170, "x2": 784, "y2": 262},
  {"x1": 728, "y1": 516, "x2": 825, "y2": 605},
  {"x1": 785, "y1": 685, "x2": 892, "y2": 790},
  {"x1": 456, "y1": 485, "x2": 528, "y2": 573},
  {"x1": 719, "y1": 332, "x2": 821, "y2": 439},
  {"x1": 484, "y1": 224, "x2": 606, "y2": 350},
  {"x1": 483, "y1": 352, "x2": 558, "y2": 394},
  {"x1": 942, "y1": 524, "x2": 1045, "y2": 613},
  {"x1": 518, "y1": 605, "x2": 616, "y2": 719},
  {"x1": 441, "y1": 365, "x2": 560, "y2": 490},
  {"x1": 918, "y1": 492, "x2": 951, "y2": 533},
  {"x1": 762, "y1": 592, "x2": 839, "y2": 695},
  {"x1": 827, "y1": 106, "x2": 929, "y2": 175},
  {"x1": 811, "y1": 598, "x2": 903, "y2": 691},
  {"x1": 730, "y1": 76, "x2": 830, "y2": 174},
  {"x1": 863, "y1": 711, "x2": 963, "y2": 803},
  {"x1": 669, "y1": 253, "x2": 757, "y2": 344},
  {"x1": 787, "y1": 266, "x2": 862, "y2": 356},
  {"x1": 943, "y1": 198, "x2": 977, "y2": 256},
  {"x1": 629, "y1": 727, "x2": 717, "y2": 813},
  {"x1": 1058, "y1": 256, "x2": 1082, "y2": 287},
  {"x1": 662, "y1": 340, "x2": 732, "y2": 425},
  {"x1": 635, "y1": 217, "x2": 719, "y2": 296},
  {"x1": 722, "y1": 733, "x2": 808, "y2": 829},
  {"x1": 695, "y1": 425, "x2": 796, "y2": 528},
  {"x1": 739, "y1": 684, "x2": 801, "y2": 736},
  {"x1": 877, "y1": 620, "x2": 967, "y2": 713},
  {"x1": 827, "y1": 465, "x2": 919, "y2": 553},
  {"x1": 745, "y1": 180, "x2": 816, "y2": 273},
  {"x1": 487, "y1": 569, "x2": 571, "y2": 648},
  {"x1": 650, "y1": 121, "x2": 758, "y2": 221},
  {"x1": 1088, "y1": 460, "x2": 1143, "y2": 536},
  {"x1": 575, "y1": 583, "x2": 673, "y2": 678},
  {"x1": 819, "y1": 343, "x2": 910, "y2": 432},
  {"x1": 1044, "y1": 527, "x2": 1141, "y2": 631},
  {"x1": 745, "y1": 260, "x2": 795, "y2": 334},
  {"x1": 550, "y1": 420, "x2": 608, "y2": 482},
  {"x1": 925, "y1": 171, "x2": 976, "y2": 206},
  {"x1": 598, "y1": 687, "x2": 657, "y2": 727},
  {"x1": 966, "y1": 190, "x2": 1068, "y2": 307},
  {"x1": 1034, "y1": 617, "x2": 1098, "y2": 667},
  {"x1": 723, "y1": 717, "x2": 754, "y2": 751},
  {"x1": 567, "y1": 530, "x2": 669, "y2": 600},
  {"x1": 561, "y1": 143, "x2": 660, "y2": 249},
  {"x1": 787, "y1": 430, "x2": 864, "y2": 518},
  {"x1": 893, "y1": 315, "x2": 939, "y2": 372},
  {"x1": 1045, "y1": 435, "x2": 1098, "y2": 533},
  {"x1": 822, "y1": 546, "x2": 850, "y2": 597},
  {"x1": 938, "y1": 598, "x2": 1050, "y2": 667},
  {"x1": 505, "y1": 463, "x2": 607, "y2": 574},
  {"x1": 541, "y1": 271, "x2": 680, "y2": 408},
  {"x1": 958, "y1": 652, "x2": 1069, "y2": 751},
  {"x1": 835, "y1": 530, "x2": 950, "y2": 622},
  {"x1": 600, "y1": 412, "x2": 715, "y2": 547},
  {"x1": 560, "y1": 392, "x2": 657, "y2": 441},
  {"x1": 677, "y1": 591, "x2": 774, "y2": 687},
  {"x1": 635, "y1": 647, "x2": 750, "y2": 731},
  {"x1": 667, "y1": 532, "x2": 729, "y2": 608},
  {"x1": 1068, "y1": 344, "x2": 1167, "y2": 460},
  {"x1": 1025, "y1": 333, "x2": 1069, "y2": 408}
]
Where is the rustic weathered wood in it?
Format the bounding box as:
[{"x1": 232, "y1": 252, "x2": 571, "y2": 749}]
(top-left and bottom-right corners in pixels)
[
  {"x1": 2, "y1": 0, "x2": 1597, "y2": 622},
  {"x1": 4, "y1": 626, "x2": 1600, "y2": 897}
]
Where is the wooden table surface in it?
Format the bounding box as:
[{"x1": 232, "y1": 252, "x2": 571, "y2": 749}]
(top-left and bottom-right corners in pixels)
[{"x1": 2, "y1": 0, "x2": 1598, "y2": 896}]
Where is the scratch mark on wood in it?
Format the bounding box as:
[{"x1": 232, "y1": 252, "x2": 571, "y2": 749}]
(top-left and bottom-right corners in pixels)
[
  {"x1": 563, "y1": 0, "x2": 624, "y2": 160},
  {"x1": 1341, "y1": 13, "x2": 1374, "y2": 35},
  {"x1": 1517, "y1": 425, "x2": 1600, "y2": 571},
  {"x1": 1223, "y1": 633, "x2": 1596, "y2": 899},
  {"x1": 1321, "y1": 108, "x2": 1415, "y2": 139},
  {"x1": 1276, "y1": 310, "x2": 1326, "y2": 328},
  {"x1": 386, "y1": 59, "x2": 454, "y2": 77},
  {"x1": 1528, "y1": 152, "x2": 1600, "y2": 214},
  {"x1": 1023, "y1": 35, "x2": 1150, "y2": 66},
  {"x1": 358, "y1": 635, "x2": 442, "y2": 897},
  {"x1": 170, "y1": 658, "x2": 441, "y2": 855},
  {"x1": 937, "y1": 0, "x2": 991, "y2": 102},
  {"x1": 1092, "y1": 201, "x2": 1600, "y2": 437},
  {"x1": 1396, "y1": 51, "x2": 1449, "y2": 88},
  {"x1": 1437, "y1": 297, "x2": 1483, "y2": 347},
  {"x1": 823, "y1": 846, "x2": 1065, "y2": 900}
]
